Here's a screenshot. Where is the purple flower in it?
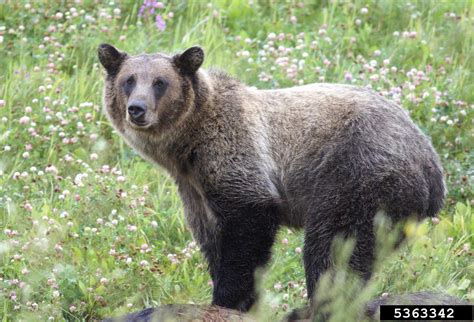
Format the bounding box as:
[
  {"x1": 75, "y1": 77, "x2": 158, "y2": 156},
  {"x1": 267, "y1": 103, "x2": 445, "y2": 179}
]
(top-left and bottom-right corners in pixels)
[
  {"x1": 155, "y1": 14, "x2": 166, "y2": 31},
  {"x1": 138, "y1": 6, "x2": 145, "y2": 17}
]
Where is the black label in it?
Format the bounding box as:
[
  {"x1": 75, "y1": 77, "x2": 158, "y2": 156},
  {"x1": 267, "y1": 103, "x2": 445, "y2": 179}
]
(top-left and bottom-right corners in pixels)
[{"x1": 380, "y1": 305, "x2": 473, "y2": 320}]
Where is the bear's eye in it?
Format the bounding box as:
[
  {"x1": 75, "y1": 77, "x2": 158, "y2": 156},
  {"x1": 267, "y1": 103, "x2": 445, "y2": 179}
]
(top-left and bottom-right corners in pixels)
[
  {"x1": 126, "y1": 77, "x2": 135, "y2": 86},
  {"x1": 154, "y1": 78, "x2": 167, "y2": 89}
]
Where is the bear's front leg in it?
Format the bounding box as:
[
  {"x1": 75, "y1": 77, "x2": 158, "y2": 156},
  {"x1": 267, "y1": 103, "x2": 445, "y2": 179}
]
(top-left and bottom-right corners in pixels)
[{"x1": 210, "y1": 202, "x2": 280, "y2": 312}]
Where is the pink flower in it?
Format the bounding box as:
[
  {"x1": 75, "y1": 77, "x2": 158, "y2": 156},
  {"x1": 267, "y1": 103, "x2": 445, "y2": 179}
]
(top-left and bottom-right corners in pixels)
[
  {"x1": 45, "y1": 165, "x2": 58, "y2": 175},
  {"x1": 431, "y1": 217, "x2": 440, "y2": 225},
  {"x1": 274, "y1": 282, "x2": 282, "y2": 290},
  {"x1": 19, "y1": 116, "x2": 30, "y2": 124},
  {"x1": 155, "y1": 14, "x2": 166, "y2": 31}
]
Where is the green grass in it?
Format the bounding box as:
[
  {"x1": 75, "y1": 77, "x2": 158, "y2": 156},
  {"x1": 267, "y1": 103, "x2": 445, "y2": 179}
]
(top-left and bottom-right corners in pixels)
[{"x1": 0, "y1": 1, "x2": 473, "y2": 321}]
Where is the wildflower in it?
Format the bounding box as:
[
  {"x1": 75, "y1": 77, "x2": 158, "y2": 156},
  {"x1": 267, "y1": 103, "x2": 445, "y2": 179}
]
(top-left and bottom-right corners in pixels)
[
  {"x1": 295, "y1": 247, "x2": 302, "y2": 254},
  {"x1": 140, "y1": 260, "x2": 149, "y2": 266},
  {"x1": 13, "y1": 254, "x2": 22, "y2": 261},
  {"x1": 19, "y1": 116, "x2": 30, "y2": 124},
  {"x1": 0, "y1": 99, "x2": 5, "y2": 107},
  {"x1": 370, "y1": 74, "x2": 380, "y2": 81},
  {"x1": 24, "y1": 203, "x2": 33, "y2": 212},
  {"x1": 45, "y1": 165, "x2": 58, "y2": 175},
  {"x1": 155, "y1": 14, "x2": 166, "y2": 31},
  {"x1": 274, "y1": 282, "x2": 282, "y2": 290}
]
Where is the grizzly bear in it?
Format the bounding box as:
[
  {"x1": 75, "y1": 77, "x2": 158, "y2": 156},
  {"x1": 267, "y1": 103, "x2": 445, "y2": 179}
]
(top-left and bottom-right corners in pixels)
[{"x1": 98, "y1": 44, "x2": 445, "y2": 312}]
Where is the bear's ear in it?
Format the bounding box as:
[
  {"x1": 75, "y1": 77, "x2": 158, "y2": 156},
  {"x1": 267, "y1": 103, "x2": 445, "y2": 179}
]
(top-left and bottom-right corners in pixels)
[
  {"x1": 173, "y1": 46, "x2": 204, "y2": 75},
  {"x1": 98, "y1": 43, "x2": 127, "y2": 76}
]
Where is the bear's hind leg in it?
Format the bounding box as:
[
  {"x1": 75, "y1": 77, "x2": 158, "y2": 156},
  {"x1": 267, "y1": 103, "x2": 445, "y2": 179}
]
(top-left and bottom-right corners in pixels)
[
  {"x1": 348, "y1": 224, "x2": 375, "y2": 282},
  {"x1": 303, "y1": 221, "x2": 335, "y2": 302}
]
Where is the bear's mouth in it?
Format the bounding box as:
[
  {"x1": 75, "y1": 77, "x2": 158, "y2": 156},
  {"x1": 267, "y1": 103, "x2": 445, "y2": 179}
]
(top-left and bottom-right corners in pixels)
[{"x1": 128, "y1": 119, "x2": 151, "y2": 129}]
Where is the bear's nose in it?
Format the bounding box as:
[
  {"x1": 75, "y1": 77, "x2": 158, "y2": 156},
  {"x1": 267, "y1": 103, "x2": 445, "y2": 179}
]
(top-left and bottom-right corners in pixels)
[{"x1": 127, "y1": 101, "x2": 147, "y2": 123}]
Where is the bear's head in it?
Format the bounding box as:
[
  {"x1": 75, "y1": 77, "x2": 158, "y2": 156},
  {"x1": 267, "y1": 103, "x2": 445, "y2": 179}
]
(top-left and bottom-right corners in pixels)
[{"x1": 98, "y1": 44, "x2": 205, "y2": 139}]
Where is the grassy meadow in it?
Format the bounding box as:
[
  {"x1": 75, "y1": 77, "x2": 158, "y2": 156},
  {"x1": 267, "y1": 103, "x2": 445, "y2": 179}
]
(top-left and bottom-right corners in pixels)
[{"x1": 0, "y1": 0, "x2": 473, "y2": 320}]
